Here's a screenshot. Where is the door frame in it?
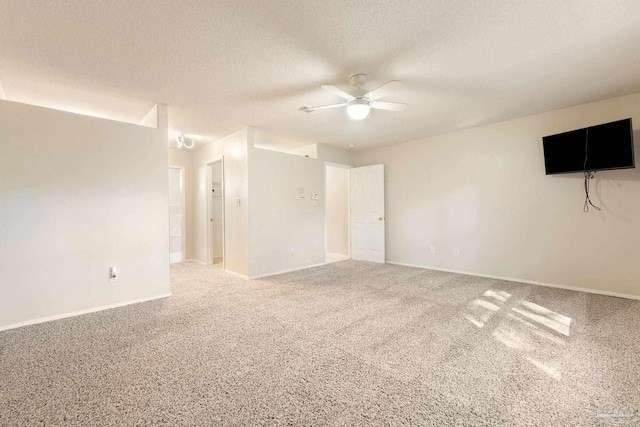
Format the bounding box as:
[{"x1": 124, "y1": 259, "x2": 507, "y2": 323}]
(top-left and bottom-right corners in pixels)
[
  {"x1": 324, "y1": 162, "x2": 352, "y2": 262},
  {"x1": 206, "y1": 158, "x2": 225, "y2": 269},
  {"x1": 168, "y1": 165, "x2": 186, "y2": 263}
]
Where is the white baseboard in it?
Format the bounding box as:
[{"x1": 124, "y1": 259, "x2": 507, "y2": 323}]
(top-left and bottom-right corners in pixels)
[
  {"x1": 326, "y1": 253, "x2": 350, "y2": 263},
  {"x1": 250, "y1": 262, "x2": 327, "y2": 279},
  {"x1": 0, "y1": 293, "x2": 172, "y2": 332},
  {"x1": 224, "y1": 269, "x2": 250, "y2": 279},
  {"x1": 183, "y1": 259, "x2": 248, "y2": 279},
  {"x1": 386, "y1": 261, "x2": 640, "y2": 301}
]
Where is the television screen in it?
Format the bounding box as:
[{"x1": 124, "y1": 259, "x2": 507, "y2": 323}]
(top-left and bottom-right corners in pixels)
[{"x1": 542, "y1": 118, "x2": 635, "y2": 175}]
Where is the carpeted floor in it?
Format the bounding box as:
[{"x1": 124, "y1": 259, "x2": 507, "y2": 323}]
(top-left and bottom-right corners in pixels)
[{"x1": 1, "y1": 261, "x2": 640, "y2": 426}]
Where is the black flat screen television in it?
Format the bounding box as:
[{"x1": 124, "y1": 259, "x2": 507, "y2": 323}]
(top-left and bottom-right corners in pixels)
[{"x1": 542, "y1": 118, "x2": 635, "y2": 175}]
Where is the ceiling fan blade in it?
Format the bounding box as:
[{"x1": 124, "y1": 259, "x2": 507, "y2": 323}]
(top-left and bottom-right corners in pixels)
[
  {"x1": 363, "y1": 80, "x2": 400, "y2": 101},
  {"x1": 299, "y1": 103, "x2": 348, "y2": 113},
  {"x1": 321, "y1": 85, "x2": 355, "y2": 101},
  {"x1": 370, "y1": 100, "x2": 408, "y2": 112}
]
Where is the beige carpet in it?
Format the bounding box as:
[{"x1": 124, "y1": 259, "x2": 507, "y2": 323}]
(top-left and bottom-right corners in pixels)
[{"x1": 1, "y1": 261, "x2": 639, "y2": 426}]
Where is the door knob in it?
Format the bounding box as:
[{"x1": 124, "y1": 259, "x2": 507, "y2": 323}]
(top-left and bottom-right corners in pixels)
[{"x1": 379, "y1": 217, "x2": 384, "y2": 221}]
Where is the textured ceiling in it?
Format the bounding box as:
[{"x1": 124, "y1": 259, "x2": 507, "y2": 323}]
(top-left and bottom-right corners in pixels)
[{"x1": 2, "y1": 1, "x2": 640, "y2": 151}]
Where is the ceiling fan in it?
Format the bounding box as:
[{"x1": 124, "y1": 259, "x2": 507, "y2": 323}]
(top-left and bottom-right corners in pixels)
[{"x1": 300, "y1": 74, "x2": 408, "y2": 120}]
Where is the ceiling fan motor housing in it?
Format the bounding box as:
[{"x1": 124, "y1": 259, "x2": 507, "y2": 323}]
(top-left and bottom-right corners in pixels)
[
  {"x1": 349, "y1": 73, "x2": 368, "y2": 88},
  {"x1": 350, "y1": 98, "x2": 370, "y2": 107}
]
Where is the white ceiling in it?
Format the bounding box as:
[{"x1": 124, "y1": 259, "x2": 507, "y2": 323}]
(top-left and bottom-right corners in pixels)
[{"x1": 2, "y1": 0, "x2": 640, "y2": 151}]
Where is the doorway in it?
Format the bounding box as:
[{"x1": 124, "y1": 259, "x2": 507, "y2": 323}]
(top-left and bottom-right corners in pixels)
[
  {"x1": 208, "y1": 159, "x2": 224, "y2": 267},
  {"x1": 168, "y1": 167, "x2": 185, "y2": 263},
  {"x1": 325, "y1": 163, "x2": 351, "y2": 263}
]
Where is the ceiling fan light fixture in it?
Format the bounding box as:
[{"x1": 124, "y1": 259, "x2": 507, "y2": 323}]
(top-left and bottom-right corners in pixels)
[
  {"x1": 301, "y1": 76, "x2": 406, "y2": 118},
  {"x1": 346, "y1": 99, "x2": 371, "y2": 120}
]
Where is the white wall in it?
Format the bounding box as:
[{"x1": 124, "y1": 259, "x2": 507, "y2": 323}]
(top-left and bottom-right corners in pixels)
[
  {"x1": 191, "y1": 128, "x2": 250, "y2": 276},
  {"x1": 248, "y1": 147, "x2": 326, "y2": 278},
  {"x1": 325, "y1": 166, "x2": 349, "y2": 256},
  {"x1": 188, "y1": 130, "x2": 328, "y2": 278},
  {"x1": 355, "y1": 92, "x2": 640, "y2": 297},
  {"x1": 289, "y1": 143, "x2": 355, "y2": 166},
  {"x1": 288, "y1": 144, "x2": 318, "y2": 158},
  {"x1": 317, "y1": 144, "x2": 354, "y2": 166},
  {"x1": 168, "y1": 148, "x2": 193, "y2": 260},
  {"x1": 0, "y1": 100, "x2": 170, "y2": 329}
]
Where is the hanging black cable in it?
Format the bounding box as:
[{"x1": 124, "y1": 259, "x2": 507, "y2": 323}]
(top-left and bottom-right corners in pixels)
[
  {"x1": 583, "y1": 171, "x2": 600, "y2": 212},
  {"x1": 583, "y1": 128, "x2": 601, "y2": 213}
]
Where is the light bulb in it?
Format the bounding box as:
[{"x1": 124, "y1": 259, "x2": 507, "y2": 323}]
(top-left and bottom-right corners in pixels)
[{"x1": 346, "y1": 100, "x2": 371, "y2": 120}]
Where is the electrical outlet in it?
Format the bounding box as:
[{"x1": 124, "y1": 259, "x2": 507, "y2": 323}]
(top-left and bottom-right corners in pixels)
[
  {"x1": 430, "y1": 246, "x2": 435, "y2": 254},
  {"x1": 110, "y1": 267, "x2": 119, "y2": 281},
  {"x1": 454, "y1": 248, "x2": 460, "y2": 256}
]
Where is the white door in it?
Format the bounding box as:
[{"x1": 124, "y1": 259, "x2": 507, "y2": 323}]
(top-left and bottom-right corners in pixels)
[
  {"x1": 212, "y1": 185, "x2": 223, "y2": 262},
  {"x1": 350, "y1": 164, "x2": 385, "y2": 263},
  {"x1": 168, "y1": 168, "x2": 184, "y2": 263},
  {"x1": 208, "y1": 160, "x2": 224, "y2": 266}
]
